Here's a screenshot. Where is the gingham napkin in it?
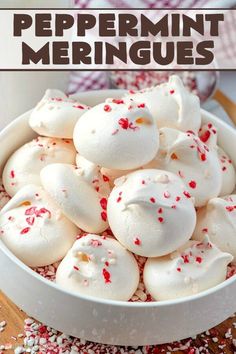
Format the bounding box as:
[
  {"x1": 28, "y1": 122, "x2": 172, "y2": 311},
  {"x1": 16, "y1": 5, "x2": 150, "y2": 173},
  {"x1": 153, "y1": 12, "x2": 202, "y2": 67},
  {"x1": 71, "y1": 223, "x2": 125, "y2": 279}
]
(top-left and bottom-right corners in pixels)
[{"x1": 69, "y1": 0, "x2": 236, "y2": 93}]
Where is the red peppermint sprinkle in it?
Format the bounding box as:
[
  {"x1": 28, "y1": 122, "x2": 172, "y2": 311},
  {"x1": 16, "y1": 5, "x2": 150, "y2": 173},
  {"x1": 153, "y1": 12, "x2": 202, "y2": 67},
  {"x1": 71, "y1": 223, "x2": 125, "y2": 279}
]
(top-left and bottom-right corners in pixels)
[
  {"x1": 118, "y1": 118, "x2": 129, "y2": 130},
  {"x1": 158, "y1": 217, "x2": 164, "y2": 223},
  {"x1": 150, "y1": 197, "x2": 156, "y2": 203},
  {"x1": 164, "y1": 191, "x2": 170, "y2": 198},
  {"x1": 26, "y1": 217, "x2": 35, "y2": 226},
  {"x1": 196, "y1": 256, "x2": 203, "y2": 264},
  {"x1": 105, "y1": 261, "x2": 109, "y2": 267},
  {"x1": 200, "y1": 153, "x2": 206, "y2": 161},
  {"x1": 134, "y1": 237, "x2": 141, "y2": 245},
  {"x1": 222, "y1": 166, "x2": 227, "y2": 171},
  {"x1": 25, "y1": 207, "x2": 37, "y2": 216},
  {"x1": 177, "y1": 267, "x2": 182, "y2": 272},
  {"x1": 10, "y1": 170, "x2": 15, "y2": 178},
  {"x1": 176, "y1": 196, "x2": 181, "y2": 202},
  {"x1": 141, "y1": 180, "x2": 146, "y2": 185},
  {"x1": 189, "y1": 180, "x2": 197, "y2": 189},
  {"x1": 35, "y1": 208, "x2": 51, "y2": 218},
  {"x1": 73, "y1": 266, "x2": 79, "y2": 271},
  {"x1": 183, "y1": 191, "x2": 191, "y2": 198},
  {"x1": 102, "y1": 268, "x2": 111, "y2": 283},
  {"x1": 100, "y1": 198, "x2": 107, "y2": 210},
  {"x1": 112, "y1": 99, "x2": 124, "y2": 104},
  {"x1": 104, "y1": 104, "x2": 111, "y2": 112},
  {"x1": 199, "y1": 130, "x2": 211, "y2": 143},
  {"x1": 20, "y1": 227, "x2": 30, "y2": 235},
  {"x1": 73, "y1": 104, "x2": 85, "y2": 109},
  {"x1": 116, "y1": 196, "x2": 122, "y2": 203},
  {"x1": 226, "y1": 206, "x2": 235, "y2": 212},
  {"x1": 170, "y1": 89, "x2": 175, "y2": 94},
  {"x1": 202, "y1": 228, "x2": 208, "y2": 233},
  {"x1": 138, "y1": 103, "x2": 145, "y2": 108},
  {"x1": 158, "y1": 208, "x2": 163, "y2": 214},
  {"x1": 102, "y1": 175, "x2": 110, "y2": 182},
  {"x1": 181, "y1": 255, "x2": 190, "y2": 263},
  {"x1": 208, "y1": 123, "x2": 213, "y2": 128},
  {"x1": 90, "y1": 239, "x2": 102, "y2": 247},
  {"x1": 101, "y1": 211, "x2": 107, "y2": 222}
]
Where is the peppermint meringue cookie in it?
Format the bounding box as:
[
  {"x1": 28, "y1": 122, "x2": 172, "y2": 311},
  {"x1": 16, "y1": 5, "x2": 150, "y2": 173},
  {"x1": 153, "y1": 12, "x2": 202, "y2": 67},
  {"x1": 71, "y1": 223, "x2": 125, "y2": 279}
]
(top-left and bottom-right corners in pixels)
[
  {"x1": 153, "y1": 128, "x2": 222, "y2": 207},
  {"x1": 76, "y1": 155, "x2": 111, "y2": 197},
  {"x1": 2, "y1": 137, "x2": 76, "y2": 197},
  {"x1": 73, "y1": 98, "x2": 159, "y2": 170},
  {"x1": 107, "y1": 169, "x2": 196, "y2": 257},
  {"x1": 0, "y1": 179, "x2": 10, "y2": 210},
  {"x1": 29, "y1": 89, "x2": 90, "y2": 139},
  {"x1": 41, "y1": 163, "x2": 109, "y2": 233},
  {"x1": 144, "y1": 237, "x2": 233, "y2": 301},
  {"x1": 0, "y1": 184, "x2": 78, "y2": 267},
  {"x1": 217, "y1": 147, "x2": 235, "y2": 197},
  {"x1": 193, "y1": 195, "x2": 236, "y2": 260},
  {"x1": 125, "y1": 75, "x2": 201, "y2": 133},
  {"x1": 56, "y1": 234, "x2": 139, "y2": 301}
]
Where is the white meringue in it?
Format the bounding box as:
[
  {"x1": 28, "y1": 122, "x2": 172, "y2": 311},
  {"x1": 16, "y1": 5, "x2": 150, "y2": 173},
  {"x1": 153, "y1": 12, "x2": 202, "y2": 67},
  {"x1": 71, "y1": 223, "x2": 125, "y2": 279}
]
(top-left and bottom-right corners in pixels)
[
  {"x1": 217, "y1": 147, "x2": 236, "y2": 197},
  {"x1": 2, "y1": 137, "x2": 76, "y2": 197},
  {"x1": 40, "y1": 163, "x2": 109, "y2": 233},
  {"x1": 193, "y1": 195, "x2": 236, "y2": 260},
  {"x1": 76, "y1": 155, "x2": 111, "y2": 197},
  {"x1": 73, "y1": 98, "x2": 159, "y2": 170},
  {"x1": 0, "y1": 179, "x2": 10, "y2": 210},
  {"x1": 152, "y1": 128, "x2": 222, "y2": 207},
  {"x1": 107, "y1": 169, "x2": 196, "y2": 257},
  {"x1": 125, "y1": 75, "x2": 201, "y2": 133},
  {"x1": 0, "y1": 184, "x2": 79, "y2": 267},
  {"x1": 56, "y1": 234, "x2": 139, "y2": 301},
  {"x1": 29, "y1": 89, "x2": 90, "y2": 139},
  {"x1": 144, "y1": 236, "x2": 233, "y2": 301}
]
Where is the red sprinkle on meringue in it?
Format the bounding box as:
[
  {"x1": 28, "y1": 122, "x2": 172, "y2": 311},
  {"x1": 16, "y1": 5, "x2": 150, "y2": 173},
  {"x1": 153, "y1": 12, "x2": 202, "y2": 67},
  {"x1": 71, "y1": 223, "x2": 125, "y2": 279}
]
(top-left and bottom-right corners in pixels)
[
  {"x1": 20, "y1": 227, "x2": 30, "y2": 235},
  {"x1": 73, "y1": 104, "x2": 85, "y2": 109},
  {"x1": 200, "y1": 153, "x2": 206, "y2": 162},
  {"x1": 196, "y1": 256, "x2": 203, "y2": 264},
  {"x1": 102, "y1": 268, "x2": 111, "y2": 283},
  {"x1": 150, "y1": 197, "x2": 156, "y2": 203},
  {"x1": 138, "y1": 103, "x2": 145, "y2": 108},
  {"x1": 226, "y1": 206, "x2": 235, "y2": 212},
  {"x1": 104, "y1": 104, "x2": 111, "y2": 112},
  {"x1": 90, "y1": 239, "x2": 102, "y2": 247},
  {"x1": 73, "y1": 266, "x2": 79, "y2": 271},
  {"x1": 164, "y1": 191, "x2": 170, "y2": 199},
  {"x1": 25, "y1": 207, "x2": 37, "y2": 216},
  {"x1": 189, "y1": 180, "x2": 197, "y2": 189},
  {"x1": 199, "y1": 130, "x2": 210, "y2": 143},
  {"x1": 222, "y1": 166, "x2": 227, "y2": 171},
  {"x1": 158, "y1": 208, "x2": 163, "y2": 214},
  {"x1": 101, "y1": 211, "x2": 107, "y2": 222},
  {"x1": 10, "y1": 170, "x2": 15, "y2": 178},
  {"x1": 102, "y1": 175, "x2": 110, "y2": 182},
  {"x1": 177, "y1": 267, "x2": 182, "y2": 272},
  {"x1": 170, "y1": 89, "x2": 175, "y2": 94},
  {"x1": 100, "y1": 198, "x2": 107, "y2": 210},
  {"x1": 112, "y1": 99, "x2": 124, "y2": 104},
  {"x1": 26, "y1": 217, "x2": 35, "y2": 226},
  {"x1": 134, "y1": 237, "x2": 141, "y2": 245},
  {"x1": 202, "y1": 228, "x2": 208, "y2": 233},
  {"x1": 183, "y1": 191, "x2": 191, "y2": 198},
  {"x1": 116, "y1": 197, "x2": 122, "y2": 203},
  {"x1": 176, "y1": 196, "x2": 181, "y2": 202},
  {"x1": 158, "y1": 217, "x2": 164, "y2": 223},
  {"x1": 118, "y1": 118, "x2": 129, "y2": 130}
]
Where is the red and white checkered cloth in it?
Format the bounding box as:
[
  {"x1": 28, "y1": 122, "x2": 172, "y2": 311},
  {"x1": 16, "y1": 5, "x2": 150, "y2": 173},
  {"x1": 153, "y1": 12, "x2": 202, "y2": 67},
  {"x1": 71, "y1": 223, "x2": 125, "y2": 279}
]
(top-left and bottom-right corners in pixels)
[{"x1": 69, "y1": 0, "x2": 236, "y2": 93}]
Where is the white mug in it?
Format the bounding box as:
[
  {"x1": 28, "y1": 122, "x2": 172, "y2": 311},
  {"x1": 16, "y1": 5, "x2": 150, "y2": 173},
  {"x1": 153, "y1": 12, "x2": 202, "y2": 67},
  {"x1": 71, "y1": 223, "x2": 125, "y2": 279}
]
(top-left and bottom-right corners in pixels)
[{"x1": 0, "y1": 0, "x2": 73, "y2": 130}]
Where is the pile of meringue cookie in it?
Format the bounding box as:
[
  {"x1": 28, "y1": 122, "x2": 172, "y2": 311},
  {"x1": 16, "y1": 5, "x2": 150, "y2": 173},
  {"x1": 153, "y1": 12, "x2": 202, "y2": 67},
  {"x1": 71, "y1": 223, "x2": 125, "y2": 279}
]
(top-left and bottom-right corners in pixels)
[{"x1": 0, "y1": 75, "x2": 235, "y2": 302}]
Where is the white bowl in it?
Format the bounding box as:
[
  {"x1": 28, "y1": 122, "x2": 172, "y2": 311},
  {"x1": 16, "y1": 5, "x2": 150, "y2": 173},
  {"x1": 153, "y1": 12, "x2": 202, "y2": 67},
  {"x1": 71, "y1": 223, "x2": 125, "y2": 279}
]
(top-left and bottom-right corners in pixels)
[{"x1": 0, "y1": 90, "x2": 236, "y2": 346}]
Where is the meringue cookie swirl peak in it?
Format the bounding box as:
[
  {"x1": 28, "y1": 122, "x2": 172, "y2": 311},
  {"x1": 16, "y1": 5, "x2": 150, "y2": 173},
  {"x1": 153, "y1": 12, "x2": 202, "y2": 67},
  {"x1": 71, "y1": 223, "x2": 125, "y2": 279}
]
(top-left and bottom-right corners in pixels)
[
  {"x1": 125, "y1": 75, "x2": 201, "y2": 133},
  {"x1": 2, "y1": 136, "x2": 76, "y2": 197},
  {"x1": 143, "y1": 236, "x2": 233, "y2": 301},
  {"x1": 107, "y1": 169, "x2": 196, "y2": 257},
  {"x1": 40, "y1": 163, "x2": 109, "y2": 233},
  {"x1": 0, "y1": 184, "x2": 79, "y2": 268},
  {"x1": 56, "y1": 234, "x2": 139, "y2": 301},
  {"x1": 29, "y1": 89, "x2": 90, "y2": 139},
  {"x1": 193, "y1": 194, "x2": 236, "y2": 260},
  {"x1": 73, "y1": 98, "x2": 159, "y2": 170},
  {"x1": 153, "y1": 127, "x2": 222, "y2": 207}
]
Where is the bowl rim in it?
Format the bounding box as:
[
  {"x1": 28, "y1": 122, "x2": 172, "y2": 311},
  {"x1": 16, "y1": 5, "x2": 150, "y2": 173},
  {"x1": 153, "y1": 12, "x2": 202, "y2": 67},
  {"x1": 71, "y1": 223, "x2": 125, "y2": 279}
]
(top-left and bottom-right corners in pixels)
[{"x1": 0, "y1": 88, "x2": 236, "y2": 309}]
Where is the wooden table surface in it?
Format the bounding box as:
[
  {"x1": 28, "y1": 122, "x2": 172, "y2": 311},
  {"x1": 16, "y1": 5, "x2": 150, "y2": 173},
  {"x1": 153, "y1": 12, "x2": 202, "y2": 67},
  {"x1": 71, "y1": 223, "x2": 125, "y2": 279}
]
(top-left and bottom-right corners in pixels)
[{"x1": 0, "y1": 290, "x2": 235, "y2": 353}]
